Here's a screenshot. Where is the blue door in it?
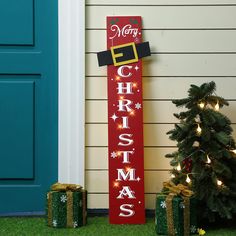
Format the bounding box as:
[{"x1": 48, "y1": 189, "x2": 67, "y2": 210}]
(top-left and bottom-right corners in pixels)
[{"x1": 0, "y1": 0, "x2": 58, "y2": 214}]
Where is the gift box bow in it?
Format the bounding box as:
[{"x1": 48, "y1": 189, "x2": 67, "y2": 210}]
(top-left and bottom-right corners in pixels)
[
  {"x1": 163, "y1": 181, "x2": 194, "y2": 198},
  {"x1": 51, "y1": 182, "x2": 82, "y2": 192},
  {"x1": 162, "y1": 181, "x2": 194, "y2": 236}
]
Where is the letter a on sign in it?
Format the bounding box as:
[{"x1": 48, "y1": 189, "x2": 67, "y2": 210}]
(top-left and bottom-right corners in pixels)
[{"x1": 106, "y1": 16, "x2": 146, "y2": 224}]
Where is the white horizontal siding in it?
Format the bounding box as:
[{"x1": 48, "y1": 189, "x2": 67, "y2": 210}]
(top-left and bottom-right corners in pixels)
[
  {"x1": 88, "y1": 193, "x2": 157, "y2": 209},
  {"x1": 87, "y1": 30, "x2": 236, "y2": 53},
  {"x1": 86, "y1": 101, "x2": 236, "y2": 123},
  {"x1": 86, "y1": 147, "x2": 174, "y2": 170},
  {"x1": 86, "y1": 170, "x2": 170, "y2": 193},
  {"x1": 86, "y1": 54, "x2": 236, "y2": 76},
  {"x1": 86, "y1": 77, "x2": 236, "y2": 100},
  {"x1": 85, "y1": 1, "x2": 236, "y2": 210},
  {"x1": 87, "y1": 0, "x2": 236, "y2": 5},
  {"x1": 86, "y1": 124, "x2": 236, "y2": 147},
  {"x1": 86, "y1": 6, "x2": 236, "y2": 29}
]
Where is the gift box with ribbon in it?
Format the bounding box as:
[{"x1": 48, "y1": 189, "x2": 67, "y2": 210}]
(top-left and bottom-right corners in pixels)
[
  {"x1": 155, "y1": 181, "x2": 197, "y2": 236},
  {"x1": 46, "y1": 183, "x2": 87, "y2": 228}
]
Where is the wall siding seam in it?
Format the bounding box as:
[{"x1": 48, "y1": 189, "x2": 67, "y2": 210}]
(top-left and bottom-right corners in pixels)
[
  {"x1": 86, "y1": 28, "x2": 236, "y2": 30},
  {"x1": 85, "y1": 146, "x2": 177, "y2": 148},
  {"x1": 86, "y1": 4, "x2": 236, "y2": 7},
  {"x1": 86, "y1": 75, "x2": 236, "y2": 77},
  {"x1": 85, "y1": 169, "x2": 171, "y2": 171},
  {"x1": 85, "y1": 99, "x2": 236, "y2": 101},
  {"x1": 86, "y1": 52, "x2": 236, "y2": 54}
]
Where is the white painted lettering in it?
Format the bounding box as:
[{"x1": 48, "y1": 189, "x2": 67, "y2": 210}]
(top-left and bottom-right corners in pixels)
[
  {"x1": 117, "y1": 65, "x2": 133, "y2": 77},
  {"x1": 117, "y1": 168, "x2": 136, "y2": 181},
  {"x1": 118, "y1": 134, "x2": 134, "y2": 146},
  {"x1": 118, "y1": 99, "x2": 132, "y2": 112},
  {"x1": 119, "y1": 204, "x2": 135, "y2": 217},
  {"x1": 117, "y1": 186, "x2": 136, "y2": 199}
]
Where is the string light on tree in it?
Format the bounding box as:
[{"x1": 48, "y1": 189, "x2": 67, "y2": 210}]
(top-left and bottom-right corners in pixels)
[
  {"x1": 186, "y1": 174, "x2": 191, "y2": 183},
  {"x1": 198, "y1": 102, "x2": 205, "y2": 109},
  {"x1": 206, "y1": 155, "x2": 211, "y2": 164},
  {"x1": 214, "y1": 101, "x2": 220, "y2": 111},
  {"x1": 231, "y1": 149, "x2": 236, "y2": 154},
  {"x1": 196, "y1": 124, "x2": 202, "y2": 135},
  {"x1": 171, "y1": 174, "x2": 175, "y2": 178},
  {"x1": 217, "y1": 180, "x2": 223, "y2": 186},
  {"x1": 176, "y1": 163, "x2": 181, "y2": 171}
]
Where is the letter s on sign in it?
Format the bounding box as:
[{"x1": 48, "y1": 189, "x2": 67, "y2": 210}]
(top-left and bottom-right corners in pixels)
[
  {"x1": 119, "y1": 204, "x2": 135, "y2": 217},
  {"x1": 118, "y1": 134, "x2": 133, "y2": 146}
]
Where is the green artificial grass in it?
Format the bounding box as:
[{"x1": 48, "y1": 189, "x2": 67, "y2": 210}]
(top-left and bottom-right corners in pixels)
[{"x1": 0, "y1": 216, "x2": 236, "y2": 236}]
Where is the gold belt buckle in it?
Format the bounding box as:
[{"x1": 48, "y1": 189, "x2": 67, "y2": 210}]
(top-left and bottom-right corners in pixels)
[{"x1": 110, "y1": 42, "x2": 138, "y2": 67}]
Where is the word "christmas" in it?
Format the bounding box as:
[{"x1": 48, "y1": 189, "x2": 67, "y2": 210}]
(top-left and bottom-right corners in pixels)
[{"x1": 111, "y1": 65, "x2": 142, "y2": 218}]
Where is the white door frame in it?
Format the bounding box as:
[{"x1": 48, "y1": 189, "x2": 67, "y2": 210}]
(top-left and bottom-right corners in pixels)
[{"x1": 58, "y1": 0, "x2": 85, "y2": 186}]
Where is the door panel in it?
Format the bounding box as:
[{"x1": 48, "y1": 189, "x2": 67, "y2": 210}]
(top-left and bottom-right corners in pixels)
[
  {"x1": 0, "y1": 0, "x2": 34, "y2": 45},
  {"x1": 0, "y1": 81, "x2": 34, "y2": 179},
  {"x1": 0, "y1": 0, "x2": 57, "y2": 214}
]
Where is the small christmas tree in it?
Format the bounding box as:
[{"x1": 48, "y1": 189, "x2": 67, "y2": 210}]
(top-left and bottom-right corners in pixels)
[{"x1": 166, "y1": 81, "x2": 236, "y2": 222}]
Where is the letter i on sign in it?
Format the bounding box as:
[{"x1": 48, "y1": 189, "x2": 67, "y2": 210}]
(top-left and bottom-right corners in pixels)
[{"x1": 107, "y1": 16, "x2": 145, "y2": 224}]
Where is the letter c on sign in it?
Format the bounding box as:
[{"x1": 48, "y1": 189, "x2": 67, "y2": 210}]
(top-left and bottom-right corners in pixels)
[{"x1": 117, "y1": 65, "x2": 133, "y2": 77}]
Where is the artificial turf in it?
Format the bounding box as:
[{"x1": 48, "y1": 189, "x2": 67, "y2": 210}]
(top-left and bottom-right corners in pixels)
[{"x1": 0, "y1": 216, "x2": 236, "y2": 236}]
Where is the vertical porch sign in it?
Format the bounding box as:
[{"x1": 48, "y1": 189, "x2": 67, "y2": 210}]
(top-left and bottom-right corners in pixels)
[{"x1": 97, "y1": 16, "x2": 151, "y2": 224}]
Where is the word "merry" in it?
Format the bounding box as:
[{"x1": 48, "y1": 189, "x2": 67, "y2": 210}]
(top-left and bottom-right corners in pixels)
[{"x1": 109, "y1": 24, "x2": 139, "y2": 39}]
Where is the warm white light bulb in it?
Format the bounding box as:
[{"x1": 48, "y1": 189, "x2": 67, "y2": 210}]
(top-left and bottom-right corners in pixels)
[
  {"x1": 215, "y1": 101, "x2": 219, "y2": 111},
  {"x1": 171, "y1": 174, "x2": 175, "y2": 178},
  {"x1": 129, "y1": 110, "x2": 135, "y2": 116},
  {"x1": 176, "y1": 163, "x2": 181, "y2": 171},
  {"x1": 199, "y1": 102, "x2": 205, "y2": 109},
  {"x1": 217, "y1": 180, "x2": 223, "y2": 186},
  {"x1": 232, "y1": 149, "x2": 236, "y2": 154},
  {"x1": 115, "y1": 75, "x2": 120, "y2": 81},
  {"x1": 196, "y1": 124, "x2": 202, "y2": 134},
  {"x1": 206, "y1": 155, "x2": 211, "y2": 164},
  {"x1": 192, "y1": 141, "x2": 200, "y2": 147},
  {"x1": 186, "y1": 175, "x2": 191, "y2": 183}
]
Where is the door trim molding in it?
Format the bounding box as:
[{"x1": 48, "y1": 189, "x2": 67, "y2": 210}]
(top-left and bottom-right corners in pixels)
[{"x1": 58, "y1": 0, "x2": 85, "y2": 185}]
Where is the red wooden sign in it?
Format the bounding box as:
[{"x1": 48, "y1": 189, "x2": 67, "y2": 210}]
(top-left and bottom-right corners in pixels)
[{"x1": 107, "y1": 16, "x2": 145, "y2": 224}]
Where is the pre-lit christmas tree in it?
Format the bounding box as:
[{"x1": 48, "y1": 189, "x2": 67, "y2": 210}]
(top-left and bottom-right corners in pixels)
[{"x1": 166, "y1": 81, "x2": 236, "y2": 222}]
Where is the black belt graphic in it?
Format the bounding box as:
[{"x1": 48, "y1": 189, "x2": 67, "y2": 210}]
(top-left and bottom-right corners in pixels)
[{"x1": 97, "y1": 41, "x2": 151, "y2": 67}]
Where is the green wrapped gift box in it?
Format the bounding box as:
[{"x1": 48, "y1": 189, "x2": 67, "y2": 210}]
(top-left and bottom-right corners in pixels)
[
  {"x1": 155, "y1": 194, "x2": 197, "y2": 236},
  {"x1": 46, "y1": 189, "x2": 87, "y2": 228}
]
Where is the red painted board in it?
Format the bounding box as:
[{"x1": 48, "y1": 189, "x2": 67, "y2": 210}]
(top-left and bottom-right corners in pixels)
[{"x1": 107, "y1": 16, "x2": 145, "y2": 224}]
